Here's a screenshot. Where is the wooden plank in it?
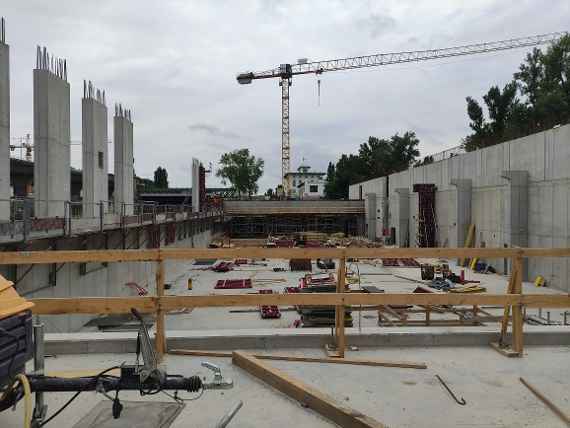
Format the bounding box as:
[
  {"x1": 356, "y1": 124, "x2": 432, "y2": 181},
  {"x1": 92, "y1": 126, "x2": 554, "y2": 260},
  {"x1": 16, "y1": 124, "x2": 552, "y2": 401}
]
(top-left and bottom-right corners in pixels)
[
  {"x1": 232, "y1": 351, "x2": 386, "y2": 428},
  {"x1": 499, "y1": 262, "x2": 518, "y2": 345},
  {"x1": 1, "y1": 247, "x2": 570, "y2": 266},
  {"x1": 169, "y1": 349, "x2": 427, "y2": 369},
  {"x1": 335, "y1": 254, "x2": 346, "y2": 358},
  {"x1": 511, "y1": 256, "x2": 524, "y2": 355},
  {"x1": 30, "y1": 297, "x2": 157, "y2": 314},
  {"x1": 519, "y1": 377, "x2": 570, "y2": 425},
  {"x1": 489, "y1": 341, "x2": 521, "y2": 358},
  {"x1": 0, "y1": 249, "x2": 160, "y2": 265},
  {"x1": 458, "y1": 224, "x2": 475, "y2": 267},
  {"x1": 155, "y1": 260, "x2": 166, "y2": 359},
  {"x1": 28, "y1": 293, "x2": 570, "y2": 314}
]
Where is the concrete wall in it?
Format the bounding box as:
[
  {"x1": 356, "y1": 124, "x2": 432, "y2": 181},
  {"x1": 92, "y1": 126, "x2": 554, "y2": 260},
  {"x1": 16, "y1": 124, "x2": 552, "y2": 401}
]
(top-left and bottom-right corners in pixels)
[
  {"x1": 350, "y1": 125, "x2": 570, "y2": 291},
  {"x1": 113, "y1": 105, "x2": 134, "y2": 214},
  {"x1": 0, "y1": 38, "x2": 10, "y2": 220},
  {"x1": 82, "y1": 83, "x2": 108, "y2": 218},
  {"x1": 33, "y1": 53, "x2": 71, "y2": 218}
]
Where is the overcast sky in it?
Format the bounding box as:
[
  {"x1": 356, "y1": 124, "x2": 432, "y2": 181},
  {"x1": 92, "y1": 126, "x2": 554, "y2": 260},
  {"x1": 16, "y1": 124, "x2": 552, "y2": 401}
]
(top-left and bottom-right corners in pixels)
[{"x1": 4, "y1": 1, "x2": 569, "y2": 190}]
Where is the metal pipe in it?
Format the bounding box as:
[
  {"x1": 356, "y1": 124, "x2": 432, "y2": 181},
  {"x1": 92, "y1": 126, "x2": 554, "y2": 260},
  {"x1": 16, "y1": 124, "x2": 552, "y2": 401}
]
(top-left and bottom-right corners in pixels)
[
  {"x1": 216, "y1": 401, "x2": 243, "y2": 428},
  {"x1": 32, "y1": 323, "x2": 47, "y2": 423}
]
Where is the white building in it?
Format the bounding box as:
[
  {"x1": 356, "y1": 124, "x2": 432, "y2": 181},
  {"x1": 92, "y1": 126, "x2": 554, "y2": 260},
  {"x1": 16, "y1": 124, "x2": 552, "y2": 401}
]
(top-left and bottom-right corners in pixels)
[{"x1": 284, "y1": 164, "x2": 326, "y2": 199}]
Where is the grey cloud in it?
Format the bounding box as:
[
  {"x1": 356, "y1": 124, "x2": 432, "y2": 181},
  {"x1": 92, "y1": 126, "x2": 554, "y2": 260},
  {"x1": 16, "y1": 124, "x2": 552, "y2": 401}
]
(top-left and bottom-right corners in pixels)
[
  {"x1": 188, "y1": 123, "x2": 242, "y2": 140},
  {"x1": 357, "y1": 13, "x2": 397, "y2": 39}
]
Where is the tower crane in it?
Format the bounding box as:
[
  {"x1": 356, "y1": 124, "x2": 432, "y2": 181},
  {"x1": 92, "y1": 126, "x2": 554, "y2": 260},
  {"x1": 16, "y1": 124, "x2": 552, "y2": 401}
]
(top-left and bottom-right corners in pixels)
[{"x1": 236, "y1": 31, "x2": 567, "y2": 194}]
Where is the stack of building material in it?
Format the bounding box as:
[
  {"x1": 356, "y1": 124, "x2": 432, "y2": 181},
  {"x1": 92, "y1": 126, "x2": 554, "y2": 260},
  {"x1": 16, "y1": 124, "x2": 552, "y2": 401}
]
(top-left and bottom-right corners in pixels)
[
  {"x1": 214, "y1": 279, "x2": 252, "y2": 289},
  {"x1": 298, "y1": 286, "x2": 352, "y2": 327},
  {"x1": 259, "y1": 290, "x2": 281, "y2": 319},
  {"x1": 290, "y1": 259, "x2": 312, "y2": 271},
  {"x1": 212, "y1": 261, "x2": 234, "y2": 272}
]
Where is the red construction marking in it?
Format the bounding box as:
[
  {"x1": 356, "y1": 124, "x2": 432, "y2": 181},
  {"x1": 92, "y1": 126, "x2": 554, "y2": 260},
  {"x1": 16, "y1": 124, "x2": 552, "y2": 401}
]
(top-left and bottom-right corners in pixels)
[
  {"x1": 234, "y1": 258, "x2": 248, "y2": 265},
  {"x1": 214, "y1": 279, "x2": 252, "y2": 289},
  {"x1": 303, "y1": 240, "x2": 321, "y2": 247},
  {"x1": 285, "y1": 286, "x2": 301, "y2": 293},
  {"x1": 381, "y1": 258, "x2": 400, "y2": 267}
]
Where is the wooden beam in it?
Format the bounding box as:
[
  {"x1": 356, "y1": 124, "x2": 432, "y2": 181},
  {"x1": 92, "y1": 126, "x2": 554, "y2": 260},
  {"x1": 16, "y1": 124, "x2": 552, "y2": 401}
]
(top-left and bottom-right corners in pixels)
[
  {"x1": 2, "y1": 247, "x2": 570, "y2": 266},
  {"x1": 169, "y1": 349, "x2": 427, "y2": 369},
  {"x1": 519, "y1": 377, "x2": 570, "y2": 425},
  {"x1": 30, "y1": 297, "x2": 156, "y2": 314},
  {"x1": 29, "y1": 293, "x2": 570, "y2": 314},
  {"x1": 232, "y1": 351, "x2": 386, "y2": 428},
  {"x1": 511, "y1": 256, "x2": 524, "y2": 355},
  {"x1": 335, "y1": 253, "x2": 346, "y2": 358},
  {"x1": 155, "y1": 260, "x2": 166, "y2": 359},
  {"x1": 0, "y1": 249, "x2": 160, "y2": 265}
]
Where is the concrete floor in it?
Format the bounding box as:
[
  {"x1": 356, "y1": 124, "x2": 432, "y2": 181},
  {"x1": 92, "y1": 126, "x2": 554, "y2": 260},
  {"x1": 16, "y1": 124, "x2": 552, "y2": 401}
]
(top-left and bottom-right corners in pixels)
[
  {"x1": 2, "y1": 346, "x2": 569, "y2": 427},
  {"x1": 154, "y1": 257, "x2": 567, "y2": 332}
]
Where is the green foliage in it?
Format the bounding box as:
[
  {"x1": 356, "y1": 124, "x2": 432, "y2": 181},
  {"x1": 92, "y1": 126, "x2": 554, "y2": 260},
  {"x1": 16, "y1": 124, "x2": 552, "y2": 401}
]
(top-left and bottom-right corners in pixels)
[
  {"x1": 325, "y1": 132, "x2": 420, "y2": 199},
  {"x1": 464, "y1": 35, "x2": 570, "y2": 151},
  {"x1": 265, "y1": 188, "x2": 274, "y2": 198},
  {"x1": 153, "y1": 166, "x2": 169, "y2": 189},
  {"x1": 216, "y1": 149, "x2": 264, "y2": 197}
]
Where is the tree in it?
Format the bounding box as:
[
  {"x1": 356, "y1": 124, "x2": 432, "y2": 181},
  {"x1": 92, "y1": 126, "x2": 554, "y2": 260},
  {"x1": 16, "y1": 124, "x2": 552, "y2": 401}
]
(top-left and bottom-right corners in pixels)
[
  {"x1": 153, "y1": 166, "x2": 169, "y2": 189},
  {"x1": 265, "y1": 188, "x2": 274, "y2": 199},
  {"x1": 324, "y1": 131, "x2": 420, "y2": 199},
  {"x1": 216, "y1": 149, "x2": 264, "y2": 197},
  {"x1": 464, "y1": 34, "x2": 570, "y2": 152}
]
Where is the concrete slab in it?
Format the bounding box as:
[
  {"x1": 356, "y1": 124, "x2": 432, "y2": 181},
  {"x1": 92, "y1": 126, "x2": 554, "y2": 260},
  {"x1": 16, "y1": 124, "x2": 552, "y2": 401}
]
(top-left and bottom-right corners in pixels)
[{"x1": 2, "y1": 346, "x2": 569, "y2": 427}]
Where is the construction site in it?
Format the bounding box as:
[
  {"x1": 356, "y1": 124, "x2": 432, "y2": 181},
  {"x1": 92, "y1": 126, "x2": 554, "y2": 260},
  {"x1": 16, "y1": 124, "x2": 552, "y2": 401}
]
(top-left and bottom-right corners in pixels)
[{"x1": 0, "y1": 9, "x2": 570, "y2": 428}]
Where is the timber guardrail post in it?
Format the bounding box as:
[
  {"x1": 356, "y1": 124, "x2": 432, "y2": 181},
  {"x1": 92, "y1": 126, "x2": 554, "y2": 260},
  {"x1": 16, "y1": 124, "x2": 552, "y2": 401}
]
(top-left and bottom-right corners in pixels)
[
  {"x1": 335, "y1": 250, "x2": 347, "y2": 358},
  {"x1": 511, "y1": 255, "x2": 524, "y2": 355}
]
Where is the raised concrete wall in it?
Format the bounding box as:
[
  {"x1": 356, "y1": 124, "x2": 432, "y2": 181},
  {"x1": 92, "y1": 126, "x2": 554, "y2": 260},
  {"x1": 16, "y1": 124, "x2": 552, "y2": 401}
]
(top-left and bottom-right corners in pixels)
[
  {"x1": 82, "y1": 82, "x2": 108, "y2": 218},
  {"x1": 113, "y1": 105, "x2": 134, "y2": 214},
  {"x1": 33, "y1": 49, "x2": 70, "y2": 218},
  {"x1": 350, "y1": 125, "x2": 570, "y2": 291},
  {"x1": 0, "y1": 36, "x2": 10, "y2": 220}
]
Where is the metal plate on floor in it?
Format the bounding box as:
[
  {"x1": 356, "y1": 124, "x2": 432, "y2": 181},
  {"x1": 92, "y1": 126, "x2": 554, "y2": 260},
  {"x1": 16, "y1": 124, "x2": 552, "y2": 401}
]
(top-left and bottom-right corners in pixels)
[{"x1": 73, "y1": 401, "x2": 184, "y2": 428}]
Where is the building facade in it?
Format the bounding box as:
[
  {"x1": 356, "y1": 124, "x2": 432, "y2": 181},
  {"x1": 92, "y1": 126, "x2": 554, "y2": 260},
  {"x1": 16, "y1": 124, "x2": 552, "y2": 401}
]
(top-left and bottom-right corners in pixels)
[{"x1": 284, "y1": 164, "x2": 326, "y2": 199}]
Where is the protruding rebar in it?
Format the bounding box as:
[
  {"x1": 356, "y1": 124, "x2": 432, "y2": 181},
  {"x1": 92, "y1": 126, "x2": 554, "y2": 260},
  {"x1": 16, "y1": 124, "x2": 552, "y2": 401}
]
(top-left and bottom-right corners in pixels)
[
  {"x1": 1, "y1": 17, "x2": 5, "y2": 44},
  {"x1": 35, "y1": 46, "x2": 68, "y2": 81}
]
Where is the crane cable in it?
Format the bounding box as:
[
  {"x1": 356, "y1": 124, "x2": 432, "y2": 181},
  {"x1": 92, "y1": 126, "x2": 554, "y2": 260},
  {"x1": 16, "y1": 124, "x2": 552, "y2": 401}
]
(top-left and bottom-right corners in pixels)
[{"x1": 15, "y1": 374, "x2": 32, "y2": 428}]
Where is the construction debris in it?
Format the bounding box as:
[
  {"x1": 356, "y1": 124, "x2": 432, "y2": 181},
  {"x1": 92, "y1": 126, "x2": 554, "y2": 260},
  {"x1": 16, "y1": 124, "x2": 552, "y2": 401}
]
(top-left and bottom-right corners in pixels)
[{"x1": 290, "y1": 259, "x2": 312, "y2": 271}]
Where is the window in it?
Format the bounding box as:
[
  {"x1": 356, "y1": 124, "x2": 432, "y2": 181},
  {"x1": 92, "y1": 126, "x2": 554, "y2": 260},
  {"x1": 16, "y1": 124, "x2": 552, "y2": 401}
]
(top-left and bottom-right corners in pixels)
[
  {"x1": 98, "y1": 151, "x2": 104, "y2": 169},
  {"x1": 309, "y1": 185, "x2": 318, "y2": 193}
]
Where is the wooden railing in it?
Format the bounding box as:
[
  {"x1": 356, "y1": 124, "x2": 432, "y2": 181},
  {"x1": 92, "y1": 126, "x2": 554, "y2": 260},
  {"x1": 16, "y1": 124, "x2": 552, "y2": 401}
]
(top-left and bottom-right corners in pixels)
[{"x1": 2, "y1": 247, "x2": 570, "y2": 359}]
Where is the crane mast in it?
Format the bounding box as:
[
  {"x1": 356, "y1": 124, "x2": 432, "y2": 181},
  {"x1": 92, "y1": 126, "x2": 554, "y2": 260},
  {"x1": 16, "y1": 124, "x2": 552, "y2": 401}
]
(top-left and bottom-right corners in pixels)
[{"x1": 237, "y1": 31, "x2": 567, "y2": 195}]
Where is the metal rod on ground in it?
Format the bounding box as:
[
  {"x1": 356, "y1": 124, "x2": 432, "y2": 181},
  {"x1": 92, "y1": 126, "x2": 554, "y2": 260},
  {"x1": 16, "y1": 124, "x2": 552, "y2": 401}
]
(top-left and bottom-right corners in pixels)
[
  {"x1": 519, "y1": 377, "x2": 570, "y2": 425},
  {"x1": 216, "y1": 400, "x2": 243, "y2": 428}
]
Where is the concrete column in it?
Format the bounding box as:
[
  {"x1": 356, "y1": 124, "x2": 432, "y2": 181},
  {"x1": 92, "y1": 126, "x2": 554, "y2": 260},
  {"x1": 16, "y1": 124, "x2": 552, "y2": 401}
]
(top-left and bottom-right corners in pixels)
[
  {"x1": 192, "y1": 158, "x2": 200, "y2": 213},
  {"x1": 82, "y1": 81, "x2": 108, "y2": 218},
  {"x1": 502, "y1": 170, "x2": 529, "y2": 279},
  {"x1": 113, "y1": 104, "x2": 134, "y2": 215},
  {"x1": 395, "y1": 188, "x2": 410, "y2": 247},
  {"x1": 365, "y1": 192, "x2": 377, "y2": 241},
  {"x1": 0, "y1": 20, "x2": 10, "y2": 220},
  {"x1": 33, "y1": 47, "x2": 70, "y2": 218},
  {"x1": 450, "y1": 179, "x2": 472, "y2": 247}
]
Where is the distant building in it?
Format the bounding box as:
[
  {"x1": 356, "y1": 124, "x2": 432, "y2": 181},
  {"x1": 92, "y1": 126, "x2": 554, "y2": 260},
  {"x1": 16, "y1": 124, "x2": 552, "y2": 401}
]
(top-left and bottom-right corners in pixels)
[{"x1": 284, "y1": 164, "x2": 326, "y2": 199}]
